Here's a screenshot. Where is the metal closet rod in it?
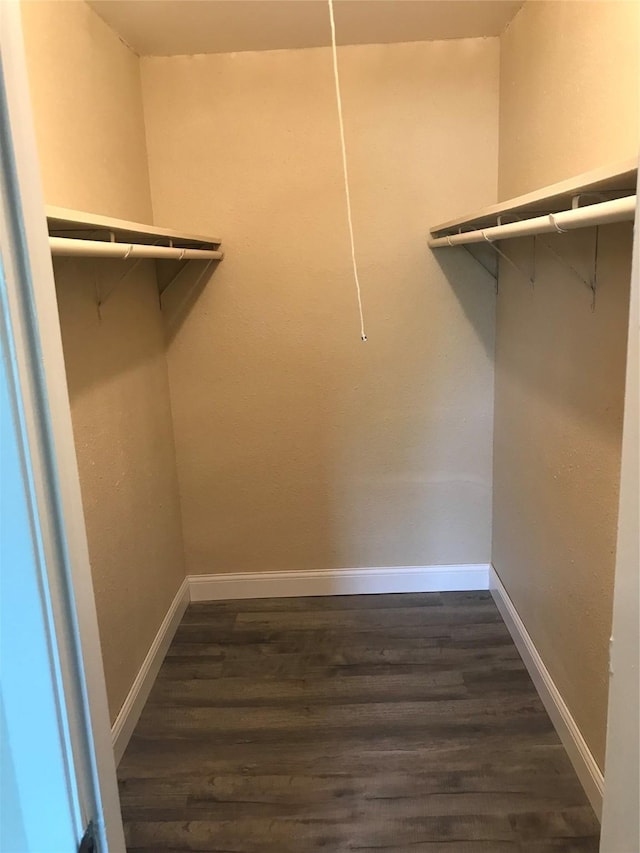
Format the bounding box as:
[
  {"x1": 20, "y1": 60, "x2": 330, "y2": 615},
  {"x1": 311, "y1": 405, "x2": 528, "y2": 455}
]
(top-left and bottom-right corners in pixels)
[
  {"x1": 428, "y1": 195, "x2": 636, "y2": 248},
  {"x1": 49, "y1": 236, "x2": 223, "y2": 260}
]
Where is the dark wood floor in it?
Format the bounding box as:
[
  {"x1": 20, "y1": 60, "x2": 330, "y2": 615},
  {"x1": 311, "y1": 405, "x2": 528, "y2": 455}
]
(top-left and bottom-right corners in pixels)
[{"x1": 118, "y1": 591, "x2": 600, "y2": 852}]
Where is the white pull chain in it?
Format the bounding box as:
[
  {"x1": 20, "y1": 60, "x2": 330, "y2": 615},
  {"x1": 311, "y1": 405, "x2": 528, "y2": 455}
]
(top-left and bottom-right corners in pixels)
[{"x1": 328, "y1": 0, "x2": 368, "y2": 342}]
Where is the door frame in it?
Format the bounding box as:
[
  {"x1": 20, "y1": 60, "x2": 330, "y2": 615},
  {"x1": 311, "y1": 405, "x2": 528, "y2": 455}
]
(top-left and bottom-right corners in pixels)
[
  {"x1": 599, "y1": 164, "x2": 640, "y2": 851},
  {"x1": 0, "y1": 3, "x2": 125, "y2": 849}
]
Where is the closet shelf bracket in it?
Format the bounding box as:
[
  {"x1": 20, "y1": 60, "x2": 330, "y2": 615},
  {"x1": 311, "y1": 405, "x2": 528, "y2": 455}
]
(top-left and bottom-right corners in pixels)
[
  {"x1": 537, "y1": 227, "x2": 599, "y2": 310},
  {"x1": 571, "y1": 190, "x2": 631, "y2": 209},
  {"x1": 461, "y1": 244, "x2": 498, "y2": 291},
  {"x1": 98, "y1": 257, "x2": 144, "y2": 313},
  {"x1": 429, "y1": 194, "x2": 634, "y2": 248},
  {"x1": 428, "y1": 162, "x2": 633, "y2": 309},
  {"x1": 428, "y1": 158, "x2": 637, "y2": 249},
  {"x1": 97, "y1": 237, "x2": 168, "y2": 309},
  {"x1": 159, "y1": 259, "x2": 215, "y2": 310},
  {"x1": 49, "y1": 236, "x2": 223, "y2": 262},
  {"x1": 158, "y1": 259, "x2": 190, "y2": 296},
  {"x1": 454, "y1": 234, "x2": 535, "y2": 293},
  {"x1": 482, "y1": 235, "x2": 535, "y2": 289},
  {"x1": 47, "y1": 206, "x2": 224, "y2": 299}
]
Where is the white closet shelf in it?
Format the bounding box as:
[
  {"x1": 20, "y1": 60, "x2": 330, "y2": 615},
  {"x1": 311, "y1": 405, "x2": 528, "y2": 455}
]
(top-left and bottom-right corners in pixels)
[
  {"x1": 429, "y1": 158, "x2": 637, "y2": 247},
  {"x1": 47, "y1": 206, "x2": 223, "y2": 260}
]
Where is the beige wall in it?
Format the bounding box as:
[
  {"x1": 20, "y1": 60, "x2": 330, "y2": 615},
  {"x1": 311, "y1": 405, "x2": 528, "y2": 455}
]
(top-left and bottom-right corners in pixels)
[
  {"x1": 21, "y1": 1, "x2": 186, "y2": 722},
  {"x1": 494, "y1": 0, "x2": 640, "y2": 768},
  {"x1": 141, "y1": 39, "x2": 499, "y2": 575},
  {"x1": 20, "y1": 0, "x2": 152, "y2": 221},
  {"x1": 52, "y1": 260, "x2": 186, "y2": 722},
  {"x1": 499, "y1": 0, "x2": 640, "y2": 199}
]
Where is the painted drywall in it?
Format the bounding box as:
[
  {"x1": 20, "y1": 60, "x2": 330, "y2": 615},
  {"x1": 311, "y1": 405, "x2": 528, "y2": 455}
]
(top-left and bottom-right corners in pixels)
[
  {"x1": 494, "y1": 0, "x2": 639, "y2": 770},
  {"x1": 19, "y1": 0, "x2": 152, "y2": 221},
  {"x1": 20, "y1": 0, "x2": 186, "y2": 722},
  {"x1": 493, "y1": 226, "x2": 633, "y2": 771},
  {"x1": 141, "y1": 38, "x2": 499, "y2": 576},
  {"x1": 499, "y1": 0, "x2": 640, "y2": 200}
]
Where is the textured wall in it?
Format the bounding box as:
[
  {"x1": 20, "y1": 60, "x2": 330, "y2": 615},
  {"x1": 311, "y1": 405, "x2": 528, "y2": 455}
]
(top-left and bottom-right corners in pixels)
[
  {"x1": 20, "y1": 0, "x2": 152, "y2": 221},
  {"x1": 21, "y1": 1, "x2": 186, "y2": 722},
  {"x1": 141, "y1": 38, "x2": 499, "y2": 576},
  {"x1": 499, "y1": 0, "x2": 640, "y2": 199},
  {"x1": 494, "y1": 0, "x2": 639, "y2": 768}
]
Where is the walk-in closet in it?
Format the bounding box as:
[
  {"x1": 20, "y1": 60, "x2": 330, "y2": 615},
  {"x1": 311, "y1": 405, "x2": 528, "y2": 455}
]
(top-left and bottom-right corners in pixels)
[{"x1": 1, "y1": 1, "x2": 638, "y2": 851}]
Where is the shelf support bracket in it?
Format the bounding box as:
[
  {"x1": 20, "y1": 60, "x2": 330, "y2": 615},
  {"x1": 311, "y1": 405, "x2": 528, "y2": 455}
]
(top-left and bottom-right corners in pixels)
[
  {"x1": 158, "y1": 259, "x2": 189, "y2": 297},
  {"x1": 537, "y1": 226, "x2": 599, "y2": 310},
  {"x1": 458, "y1": 243, "x2": 498, "y2": 291},
  {"x1": 571, "y1": 191, "x2": 627, "y2": 209},
  {"x1": 97, "y1": 257, "x2": 144, "y2": 313},
  {"x1": 160, "y1": 259, "x2": 215, "y2": 310},
  {"x1": 461, "y1": 246, "x2": 496, "y2": 279},
  {"x1": 96, "y1": 239, "x2": 166, "y2": 315},
  {"x1": 481, "y1": 232, "x2": 535, "y2": 290}
]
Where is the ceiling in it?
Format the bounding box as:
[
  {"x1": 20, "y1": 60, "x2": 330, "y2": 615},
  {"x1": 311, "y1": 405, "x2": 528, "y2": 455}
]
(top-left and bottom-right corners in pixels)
[{"x1": 88, "y1": 0, "x2": 524, "y2": 57}]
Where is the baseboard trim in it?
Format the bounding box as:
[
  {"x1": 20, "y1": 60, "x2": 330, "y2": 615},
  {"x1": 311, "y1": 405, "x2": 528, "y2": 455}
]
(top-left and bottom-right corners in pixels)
[
  {"x1": 489, "y1": 566, "x2": 604, "y2": 819},
  {"x1": 111, "y1": 577, "x2": 189, "y2": 765},
  {"x1": 110, "y1": 564, "x2": 604, "y2": 814},
  {"x1": 188, "y1": 564, "x2": 490, "y2": 601}
]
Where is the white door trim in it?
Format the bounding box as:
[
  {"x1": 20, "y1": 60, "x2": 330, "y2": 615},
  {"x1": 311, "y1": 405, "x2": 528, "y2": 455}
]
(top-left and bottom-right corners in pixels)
[
  {"x1": 600, "y1": 166, "x2": 640, "y2": 852},
  {"x1": 0, "y1": 5, "x2": 125, "y2": 849}
]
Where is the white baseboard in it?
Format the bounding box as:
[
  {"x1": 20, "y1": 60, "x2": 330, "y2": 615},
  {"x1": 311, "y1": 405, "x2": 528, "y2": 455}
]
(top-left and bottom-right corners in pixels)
[
  {"x1": 188, "y1": 564, "x2": 490, "y2": 601},
  {"x1": 111, "y1": 563, "x2": 604, "y2": 819},
  {"x1": 489, "y1": 566, "x2": 604, "y2": 819},
  {"x1": 111, "y1": 577, "x2": 189, "y2": 765},
  {"x1": 110, "y1": 565, "x2": 487, "y2": 762}
]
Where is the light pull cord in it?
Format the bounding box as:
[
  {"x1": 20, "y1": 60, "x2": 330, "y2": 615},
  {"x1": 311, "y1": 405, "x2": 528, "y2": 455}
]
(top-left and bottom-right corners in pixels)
[{"x1": 328, "y1": 0, "x2": 368, "y2": 342}]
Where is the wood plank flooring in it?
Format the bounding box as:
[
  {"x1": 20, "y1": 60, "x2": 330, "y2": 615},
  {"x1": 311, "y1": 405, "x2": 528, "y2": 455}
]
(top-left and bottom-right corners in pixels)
[{"x1": 118, "y1": 591, "x2": 601, "y2": 852}]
